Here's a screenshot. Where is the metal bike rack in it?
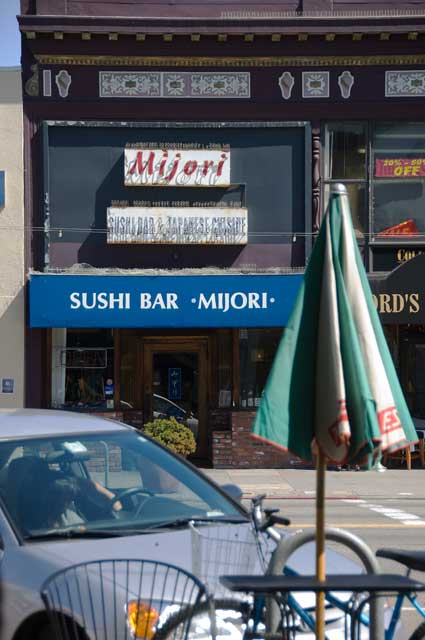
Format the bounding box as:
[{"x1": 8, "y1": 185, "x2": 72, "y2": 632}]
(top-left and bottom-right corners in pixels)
[{"x1": 266, "y1": 527, "x2": 384, "y2": 639}]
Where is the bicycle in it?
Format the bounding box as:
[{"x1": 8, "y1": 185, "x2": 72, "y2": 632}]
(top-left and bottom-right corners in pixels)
[{"x1": 158, "y1": 496, "x2": 425, "y2": 640}]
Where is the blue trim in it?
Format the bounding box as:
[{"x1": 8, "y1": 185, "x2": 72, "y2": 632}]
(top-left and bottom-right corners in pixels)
[{"x1": 0, "y1": 171, "x2": 5, "y2": 207}]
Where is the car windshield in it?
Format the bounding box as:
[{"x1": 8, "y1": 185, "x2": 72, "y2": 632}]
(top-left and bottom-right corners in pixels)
[{"x1": 0, "y1": 431, "x2": 245, "y2": 539}]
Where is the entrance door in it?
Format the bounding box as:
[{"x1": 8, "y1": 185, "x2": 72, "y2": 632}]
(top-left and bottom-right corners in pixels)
[{"x1": 143, "y1": 338, "x2": 209, "y2": 461}]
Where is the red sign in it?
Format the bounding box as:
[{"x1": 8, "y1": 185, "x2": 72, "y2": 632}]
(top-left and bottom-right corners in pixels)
[
  {"x1": 377, "y1": 219, "x2": 419, "y2": 237},
  {"x1": 375, "y1": 158, "x2": 425, "y2": 177}
]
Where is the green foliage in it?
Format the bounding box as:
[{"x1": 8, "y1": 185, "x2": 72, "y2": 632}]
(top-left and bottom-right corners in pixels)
[{"x1": 143, "y1": 417, "x2": 197, "y2": 457}]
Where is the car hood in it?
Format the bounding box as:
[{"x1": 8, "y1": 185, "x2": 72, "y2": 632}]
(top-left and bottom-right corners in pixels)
[
  {"x1": 6, "y1": 521, "x2": 361, "y2": 590},
  {"x1": 13, "y1": 523, "x2": 264, "y2": 594}
]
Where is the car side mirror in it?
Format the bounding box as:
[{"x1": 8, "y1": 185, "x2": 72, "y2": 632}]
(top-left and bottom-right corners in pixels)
[{"x1": 221, "y1": 483, "x2": 243, "y2": 503}]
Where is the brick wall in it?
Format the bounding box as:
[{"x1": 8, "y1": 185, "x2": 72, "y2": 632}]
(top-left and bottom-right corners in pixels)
[{"x1": 212, "y1": 411, "x2": 309, "y2": 469}]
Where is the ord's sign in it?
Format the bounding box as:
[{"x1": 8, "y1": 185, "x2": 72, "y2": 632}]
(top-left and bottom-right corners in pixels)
[
  {"x1": 107, "y1": 206, "x2": 248, "y2": 244},
  {"x1": 29, "y1": 274, "x2": 303, "y2": 328},
  {"x1": 124, "y1": 148, "x2": 231, "y2": 187}
]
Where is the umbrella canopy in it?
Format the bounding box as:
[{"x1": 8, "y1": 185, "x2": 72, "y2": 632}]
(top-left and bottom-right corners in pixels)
[{"x1": 252, "y1": 184, "x2": 417, "y2": 468}]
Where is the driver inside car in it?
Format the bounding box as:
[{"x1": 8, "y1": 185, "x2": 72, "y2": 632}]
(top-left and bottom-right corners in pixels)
[{"x1": 15, "y1": 458, "x2": 122, "y2": 531}]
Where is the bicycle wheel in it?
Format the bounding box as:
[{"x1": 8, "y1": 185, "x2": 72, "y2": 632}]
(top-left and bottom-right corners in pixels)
[
  {"x1": 409, "y1": 620, "x2": 425, "y2": 640},
  {"x1": 155, "y1": 598, "x2": 252, "y2": 640}
]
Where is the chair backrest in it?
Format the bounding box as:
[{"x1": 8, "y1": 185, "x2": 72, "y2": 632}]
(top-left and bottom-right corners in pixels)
[{"x1": 41, "y1": 559, "x2": 207, "y2": 640}]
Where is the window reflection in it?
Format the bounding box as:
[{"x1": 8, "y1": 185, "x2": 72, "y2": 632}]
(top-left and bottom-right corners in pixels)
[{"x1": 239, "y1": 328, "x2": 283, "y2": 408}]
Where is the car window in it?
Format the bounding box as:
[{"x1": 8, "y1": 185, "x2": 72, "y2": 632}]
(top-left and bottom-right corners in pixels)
[
  {"x1": 0, "y1": 431, "x2": 244, "y2": 538},
  {"x1": 153, "y1": 396, "x2": 186, "y2": 419}
]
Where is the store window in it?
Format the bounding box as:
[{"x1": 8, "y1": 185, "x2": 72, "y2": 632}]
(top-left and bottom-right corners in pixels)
[
  {"x1": 120, "y1": 334, "x2": 139, "y2": 410},
  {"x1": 323, "y1": 123, "x2": 368, "y2": 240},
  {"x1": 372, "y1": 124, "x2": 425, "y2": 238},
  {"x1": 239, "y1": 328, "x2": 283, "y2": 409},
  {"x1": 51, "y1": 329, "x2": 115, "y2": 410},
  {"x1": 216, "y1": 330, "x2": 233, "y2": 408}
]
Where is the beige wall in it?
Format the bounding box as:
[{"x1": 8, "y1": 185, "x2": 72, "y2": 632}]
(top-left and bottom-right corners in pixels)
[{"x1": 0, "y1": 68, "x2": 24, "y2": 407}]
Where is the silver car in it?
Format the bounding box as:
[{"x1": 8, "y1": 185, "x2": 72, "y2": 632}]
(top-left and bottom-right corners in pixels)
[{"x1": 0, "y1": 409, "x2": 266, "y2": 640}]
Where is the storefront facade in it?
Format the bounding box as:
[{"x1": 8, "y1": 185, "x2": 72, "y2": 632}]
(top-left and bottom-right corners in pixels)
[{"x1": 20, "y1": 0, "x2": 425, "y2": 466}]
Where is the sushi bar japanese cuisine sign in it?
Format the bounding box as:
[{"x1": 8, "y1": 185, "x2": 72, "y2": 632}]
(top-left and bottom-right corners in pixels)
[
  {"x1": 375, "y1": 158, "x2": 425, "y2": 177},
  {"x1": 124, "y1": 147, "x2": 231, "y2": 187},
  {"x1": 107, "y1": 206, "x2": 248, "y2": 244}
]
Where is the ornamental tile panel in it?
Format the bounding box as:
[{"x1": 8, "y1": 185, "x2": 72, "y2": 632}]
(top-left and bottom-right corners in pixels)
[
  {"x1": 385, "y1": 70, "x2": 425, "y2": 97},
  {"x1": 188, "y1": 73, "x2": 250, "y2": 98},
  {"x1": 278, "y1": 72, "x2": 295, "y2": 100},
  {"x1": 43, "y1": 69, "x2": 52, "y2": 97},
  {"x1": 99, "y1": 71, "x2": 250, "y2": 98},
  {"x1": 55, "y1": 70, "x2": 72, "y2": 98},
  {"x1": 338, "y1": 70, "x2": 354, "y2": 99},
  {"x1": 302, "y1": 71, "x2": 329, "y2": 98},
  {"x1": 99, "y1": 72, "x2": 161, "y2": 97}
]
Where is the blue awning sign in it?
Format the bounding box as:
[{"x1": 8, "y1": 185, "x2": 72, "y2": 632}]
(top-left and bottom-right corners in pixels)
[{"x1": 29, "y1": 274, "x2": 303, "y2": 328}]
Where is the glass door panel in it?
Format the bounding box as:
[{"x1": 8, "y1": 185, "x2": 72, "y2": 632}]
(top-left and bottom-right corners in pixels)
[
  {"x1": 152, "y1": 352, "x2": 199, "y2": 440},
  {"x1": 143, "y1": 339, "x2": 208, "y2": 461}
]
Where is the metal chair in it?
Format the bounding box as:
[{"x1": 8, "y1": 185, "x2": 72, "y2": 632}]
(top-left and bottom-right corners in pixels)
[{"x1": 41, "y1": 559, "x2": 207, "y2": 640}]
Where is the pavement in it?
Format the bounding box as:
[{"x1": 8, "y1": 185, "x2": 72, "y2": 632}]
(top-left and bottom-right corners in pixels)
[{"x1": 200, "y1": 467, "x2": 425, "y2": 500}]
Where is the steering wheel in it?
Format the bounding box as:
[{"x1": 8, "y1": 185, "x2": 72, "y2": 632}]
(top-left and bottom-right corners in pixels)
[{"x1": 108, "y1": 487, "x2": 154, "y2": 518}]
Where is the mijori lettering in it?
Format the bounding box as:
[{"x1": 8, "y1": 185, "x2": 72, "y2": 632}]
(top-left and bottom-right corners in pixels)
[
  {"x1": 196, "y1": 292, "x2": 275, "y2": 313},
  {"x1": 124, "y1": 148, "x2": 231, "y2": 187}
]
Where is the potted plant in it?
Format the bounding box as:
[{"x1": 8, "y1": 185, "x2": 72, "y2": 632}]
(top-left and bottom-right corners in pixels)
[{"x1": 143, "y1": 417, "x2": 197, "y2": 457}]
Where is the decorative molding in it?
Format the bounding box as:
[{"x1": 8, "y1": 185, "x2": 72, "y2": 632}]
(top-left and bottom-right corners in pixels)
[
  {"x1": 278, "y1": 71, "x2": 295, "y2": 99},
  {"x1": 24, "y1": 64, "x2": 39, "y2": 97},
  {"x1": 55, "y1": 69, "x2": 72, "y2": 97},
  {"x1": 385, "y1": 70, "x2": 425, "y2": 97},
  {"x1": 325, "y1": 33, "x2": 336, "y2": 42},
  {"x1": 43, "y1": 69, "x2": 52, "y2": 97},
  {"x1": 297, "y1": 34, "x2": 308, "y2": 41},
  {"x1": 302, "y1": 71, "x2": 329, "y2": 98},
  {"x1": 99, "y1": 71, "x2": 250, "y2": 98},
  {"x1": 338, "y1": 70, "x2": 354, "y2": 98},
  {"x1": 312, "y1": 125, "x2": 321, "y2": 234},
  {"x1": 35, "y1": 53, "x2": 425, "y2": 67}
]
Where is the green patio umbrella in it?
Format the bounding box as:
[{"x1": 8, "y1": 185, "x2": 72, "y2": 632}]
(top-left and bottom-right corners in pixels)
[{"x1": 252, "y1": 183, "x2": 418, "y2": 638}]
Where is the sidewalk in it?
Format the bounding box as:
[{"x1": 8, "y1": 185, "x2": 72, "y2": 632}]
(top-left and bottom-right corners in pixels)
[{"x1": 200, "y1": 467, "x2": 425, "y2": 499}]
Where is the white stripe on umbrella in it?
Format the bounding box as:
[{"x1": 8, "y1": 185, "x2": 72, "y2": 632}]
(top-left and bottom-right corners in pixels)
[{"x1": 339, "y1": 197, "x2": 406, "y2": 450}]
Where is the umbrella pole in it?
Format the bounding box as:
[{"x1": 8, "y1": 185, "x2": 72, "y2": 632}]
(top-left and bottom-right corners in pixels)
[{"x1": 315, "y1": 447, "x2": 326, "y2": 640}]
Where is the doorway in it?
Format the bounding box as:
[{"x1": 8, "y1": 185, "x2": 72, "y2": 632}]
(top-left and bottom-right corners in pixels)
[{"x1": 143, "y1": 338, "x2": 209, "y2": 461}]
